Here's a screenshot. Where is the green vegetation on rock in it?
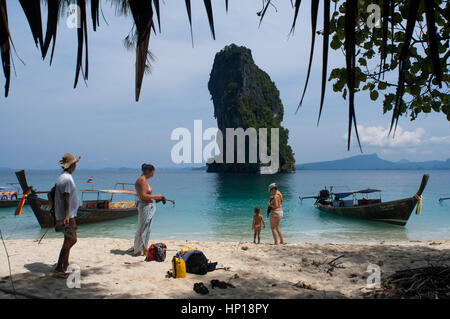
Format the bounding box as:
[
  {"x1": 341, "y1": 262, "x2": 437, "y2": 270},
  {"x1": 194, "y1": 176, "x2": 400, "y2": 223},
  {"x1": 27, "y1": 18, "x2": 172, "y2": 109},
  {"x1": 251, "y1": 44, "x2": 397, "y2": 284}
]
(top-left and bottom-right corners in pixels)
[{"x1": 207, "y1": 44, "x2": 295, "y2": 173}]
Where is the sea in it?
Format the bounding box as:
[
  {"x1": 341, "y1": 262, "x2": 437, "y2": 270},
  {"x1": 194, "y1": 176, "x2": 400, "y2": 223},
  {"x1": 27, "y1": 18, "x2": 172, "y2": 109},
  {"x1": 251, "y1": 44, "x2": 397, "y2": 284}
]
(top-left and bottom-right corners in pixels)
[{"x1": 0, "y1": 169, "x2": 449, "y2": 243}]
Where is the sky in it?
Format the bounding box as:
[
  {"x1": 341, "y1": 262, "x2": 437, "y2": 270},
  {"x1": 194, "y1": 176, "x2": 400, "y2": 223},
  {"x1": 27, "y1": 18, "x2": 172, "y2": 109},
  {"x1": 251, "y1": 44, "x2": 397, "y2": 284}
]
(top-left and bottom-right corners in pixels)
[{"x1": 0, "y1": 1, "x2": 449, "y2": 169}]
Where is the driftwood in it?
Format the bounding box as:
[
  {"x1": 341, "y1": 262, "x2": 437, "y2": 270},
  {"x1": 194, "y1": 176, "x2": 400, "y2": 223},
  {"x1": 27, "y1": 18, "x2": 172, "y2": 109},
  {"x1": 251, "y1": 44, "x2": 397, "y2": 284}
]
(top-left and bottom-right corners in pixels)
[
  {"x1": 376, "y1": 266, "x2": 450, "y2": 299},
  {"x1": 312, "y1": 254, "x2": 345, "y2": 277}
]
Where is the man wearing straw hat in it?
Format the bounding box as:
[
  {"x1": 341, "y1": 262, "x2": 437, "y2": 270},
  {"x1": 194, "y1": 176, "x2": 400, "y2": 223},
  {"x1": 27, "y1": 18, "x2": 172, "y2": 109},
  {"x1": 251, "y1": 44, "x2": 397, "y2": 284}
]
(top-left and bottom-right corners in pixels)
[{"x1": 54, "y1": 153, "x2": 80, "y2": 277}]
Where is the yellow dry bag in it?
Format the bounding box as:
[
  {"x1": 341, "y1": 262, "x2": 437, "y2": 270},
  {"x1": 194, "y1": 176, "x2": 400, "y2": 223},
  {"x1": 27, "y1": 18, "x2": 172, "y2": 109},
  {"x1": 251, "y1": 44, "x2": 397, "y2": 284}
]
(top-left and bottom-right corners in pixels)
[{"x1": 172, "y1": 256, "x2": 186, "y2": 278}]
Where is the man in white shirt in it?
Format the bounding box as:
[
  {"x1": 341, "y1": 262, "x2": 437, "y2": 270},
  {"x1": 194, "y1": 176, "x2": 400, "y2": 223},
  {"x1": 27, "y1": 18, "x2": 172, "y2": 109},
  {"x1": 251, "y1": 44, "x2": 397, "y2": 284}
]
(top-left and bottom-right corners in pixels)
[{"x1": 54, "y1": 153, "x2": 80, "y2": 277}]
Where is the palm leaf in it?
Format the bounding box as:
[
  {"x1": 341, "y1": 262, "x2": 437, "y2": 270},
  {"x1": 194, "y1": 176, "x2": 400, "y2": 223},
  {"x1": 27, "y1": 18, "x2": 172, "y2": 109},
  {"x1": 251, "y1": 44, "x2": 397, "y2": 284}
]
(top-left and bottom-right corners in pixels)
[
  {"x1": 424, "y1": 0, "x2": 442, "y2": 88},
  {"x1": 91, "y1": 0, "x2": 100, "y2": 31},
  {"x1": 344, "y1": 0, "x2": 362, "y2": 151},
  {"x1": 390, "y1": 0, "x2": 420, "y2": 134},
  {"x1": 318, "y1": 0, "x2": 330, "y2": 126},
  {"x1": 42, "y1": 0, "x2": 60, "y2": 64},
  {"x1": 289, "y1": 0, "x2": 302, "y2": 34},
  {"x1": 18, "y1": 0, "x2": 44, "y2": 56},
  {"x1": 258, "y1": 0, "x2": 271, "y2": 26},
  {"x1": 153, "y1": 0, "x2": 161, "y2": 33},
  {"x1": 0, "y1": 0, "x2": 10, "y2": 97},
  {"x1": 74, "y1": 0, "x2": 89, "y2": 88},
  {"x1": 203, "y1": 0, "x2": 215, "y2": 40},
  {"x1": 129, "y1": 0, "x2": 153, "y2": 101},
  {"x1": 297, "y1": 0, "x2": 319, "y2": 112},
  {"x1": 185, "y1": 0, "x2": 194, "y2": 47}
]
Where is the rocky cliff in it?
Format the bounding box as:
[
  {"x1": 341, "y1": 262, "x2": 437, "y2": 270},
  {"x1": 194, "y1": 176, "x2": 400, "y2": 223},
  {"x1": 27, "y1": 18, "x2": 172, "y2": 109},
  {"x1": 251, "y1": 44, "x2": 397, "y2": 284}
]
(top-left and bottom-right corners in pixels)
[{"x1": 207, "y1": 44, "x2": 295, "y2": 173}]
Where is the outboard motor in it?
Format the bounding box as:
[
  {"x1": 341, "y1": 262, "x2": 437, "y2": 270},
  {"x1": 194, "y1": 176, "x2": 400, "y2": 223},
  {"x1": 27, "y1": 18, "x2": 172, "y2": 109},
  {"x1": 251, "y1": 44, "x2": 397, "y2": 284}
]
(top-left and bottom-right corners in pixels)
[{"x1": 317, "y1": 189, "x2": 330, "y2": 204}]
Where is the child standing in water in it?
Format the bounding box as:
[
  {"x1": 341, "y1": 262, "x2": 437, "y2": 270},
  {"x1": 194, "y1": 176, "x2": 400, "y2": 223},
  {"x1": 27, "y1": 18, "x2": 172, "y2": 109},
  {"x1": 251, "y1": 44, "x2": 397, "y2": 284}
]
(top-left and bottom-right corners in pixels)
[{"x1": 252, "y1": 207, "x2": 266, "y2": 244}]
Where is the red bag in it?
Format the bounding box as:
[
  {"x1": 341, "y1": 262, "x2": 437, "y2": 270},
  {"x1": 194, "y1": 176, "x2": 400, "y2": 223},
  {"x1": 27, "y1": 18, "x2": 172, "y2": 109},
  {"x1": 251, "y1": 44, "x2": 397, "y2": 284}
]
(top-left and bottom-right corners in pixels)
[{"x1": 146, "y1": 243, "x2": 167, "y2": 262}]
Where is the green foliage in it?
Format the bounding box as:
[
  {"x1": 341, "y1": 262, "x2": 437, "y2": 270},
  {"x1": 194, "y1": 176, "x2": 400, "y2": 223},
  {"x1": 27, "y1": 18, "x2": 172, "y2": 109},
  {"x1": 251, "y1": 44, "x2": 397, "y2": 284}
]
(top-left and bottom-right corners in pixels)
[{"x1": 328, "y1": 0, "x2": 449, "y2": 121}]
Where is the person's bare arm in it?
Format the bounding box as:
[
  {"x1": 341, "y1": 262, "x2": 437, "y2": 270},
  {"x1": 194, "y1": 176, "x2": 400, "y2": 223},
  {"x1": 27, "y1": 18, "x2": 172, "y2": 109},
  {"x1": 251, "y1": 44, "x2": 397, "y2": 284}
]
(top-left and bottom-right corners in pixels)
[
  {"x1": 261, "y1": 216, "x2": 266, "y2": 228},
  {"x1": 135, "y1": 179, "x2": 163, "y2": 203},
  {"x1": 269, "y1": 196, "x2": 280, "y2": 209},
  {"x1": 63, "y1": 193, "x2": 70, "y2": 225}
]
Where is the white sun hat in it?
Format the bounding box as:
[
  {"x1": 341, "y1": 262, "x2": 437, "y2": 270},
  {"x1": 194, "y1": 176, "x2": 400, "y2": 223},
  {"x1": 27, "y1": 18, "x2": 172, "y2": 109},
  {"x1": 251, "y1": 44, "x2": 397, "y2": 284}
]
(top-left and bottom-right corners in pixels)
[{"x1": 268, "y1": 183, "x2": 278, "y2": 191}]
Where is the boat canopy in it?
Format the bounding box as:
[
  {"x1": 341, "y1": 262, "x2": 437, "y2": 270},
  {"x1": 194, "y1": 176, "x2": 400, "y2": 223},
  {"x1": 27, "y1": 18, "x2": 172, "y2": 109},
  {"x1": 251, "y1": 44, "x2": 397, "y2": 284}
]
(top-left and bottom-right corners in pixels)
[
  {"x1": 331, "y1": 188, "x2": 381, "y2": 199},
  {"x1": 0, "y1": 186, "x2": 17, "y2": 191},
  {"x1": 81, "y1": 189, "x2": 136, "y2": 195}
]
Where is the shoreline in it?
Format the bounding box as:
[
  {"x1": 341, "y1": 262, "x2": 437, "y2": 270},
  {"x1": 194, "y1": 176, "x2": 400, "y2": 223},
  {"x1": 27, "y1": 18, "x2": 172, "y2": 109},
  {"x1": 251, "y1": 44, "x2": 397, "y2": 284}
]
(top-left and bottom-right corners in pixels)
[
  {"x1": 1, "y1": 238, "x2": 449, "y2": 299},
  {"x1": 3, "y1": 230, "x2": 450, "y2": 245}
]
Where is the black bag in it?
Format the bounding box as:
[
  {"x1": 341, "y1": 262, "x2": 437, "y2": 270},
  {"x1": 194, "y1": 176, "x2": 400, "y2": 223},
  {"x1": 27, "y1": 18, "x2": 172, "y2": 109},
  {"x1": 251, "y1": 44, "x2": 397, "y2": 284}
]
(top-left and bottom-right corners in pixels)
[
  {"x1": 47, "y1": 185, "x2": 57, "y2": 228},
  {"x1": 267, "y1": 205, "x2": 272, "y2": 218},
  {"x1": 185, "y1": 251, "x2": 217, "y2": 275}
]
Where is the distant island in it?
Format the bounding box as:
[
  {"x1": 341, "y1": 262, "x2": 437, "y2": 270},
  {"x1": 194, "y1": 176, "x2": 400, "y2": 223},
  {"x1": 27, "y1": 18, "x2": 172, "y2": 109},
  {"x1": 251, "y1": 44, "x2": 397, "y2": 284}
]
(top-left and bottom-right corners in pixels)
[{"x1": 296, "y1": 154, "x2": 450, "y2": 170}]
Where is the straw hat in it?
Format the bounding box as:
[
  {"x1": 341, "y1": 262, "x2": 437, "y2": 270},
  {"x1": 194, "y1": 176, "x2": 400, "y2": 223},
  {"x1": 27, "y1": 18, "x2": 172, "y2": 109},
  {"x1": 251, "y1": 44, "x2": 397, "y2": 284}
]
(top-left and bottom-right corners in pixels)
[{"x1": 59, "y1": 153, "x2": 80, "y2": 169}]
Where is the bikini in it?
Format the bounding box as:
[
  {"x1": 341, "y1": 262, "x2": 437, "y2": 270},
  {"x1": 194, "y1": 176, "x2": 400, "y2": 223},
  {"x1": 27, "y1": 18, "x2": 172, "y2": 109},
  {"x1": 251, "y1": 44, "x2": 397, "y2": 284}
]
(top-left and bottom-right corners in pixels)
[{"x1": 271, "y1": 192, "x2": 283, "y2": 218}]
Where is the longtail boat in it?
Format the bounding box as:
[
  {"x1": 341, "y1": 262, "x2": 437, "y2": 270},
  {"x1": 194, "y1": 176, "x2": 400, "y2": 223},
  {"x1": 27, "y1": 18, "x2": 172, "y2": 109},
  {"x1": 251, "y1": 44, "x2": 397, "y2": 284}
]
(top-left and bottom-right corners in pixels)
[
  {"x1": 299, "y1": 174, "x2": 429, "y2": 226},
  {"x1": 0, "y1": 185, "x2": 28, "y2": 209},
  {"x1": 439, "y1": 197, "x2": 450, "y2": 202},
  {"x1": 15, "y1": 170, "x2": 138, "y2": 228}
]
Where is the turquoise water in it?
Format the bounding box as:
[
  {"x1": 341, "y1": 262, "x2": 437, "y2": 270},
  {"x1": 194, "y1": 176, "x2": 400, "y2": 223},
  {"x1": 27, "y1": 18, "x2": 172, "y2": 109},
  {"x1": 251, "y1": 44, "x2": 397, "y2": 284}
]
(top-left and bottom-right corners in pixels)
[{"x1": 0, "y1": 170, "x2": 449, "y2": 243}]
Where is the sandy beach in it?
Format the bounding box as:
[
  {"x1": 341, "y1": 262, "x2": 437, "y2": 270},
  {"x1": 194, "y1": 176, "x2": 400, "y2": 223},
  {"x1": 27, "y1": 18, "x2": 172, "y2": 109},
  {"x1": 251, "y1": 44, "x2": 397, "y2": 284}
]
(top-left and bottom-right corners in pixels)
[{"x1": 0, "y1": 238, "x2": 449, "y2": 299}]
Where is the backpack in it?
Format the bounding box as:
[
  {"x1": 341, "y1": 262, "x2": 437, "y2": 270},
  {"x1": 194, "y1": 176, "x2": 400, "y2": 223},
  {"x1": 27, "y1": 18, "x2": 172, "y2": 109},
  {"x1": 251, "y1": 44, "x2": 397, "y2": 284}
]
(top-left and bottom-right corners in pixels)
[
  {"x1": 183, "y1": 250, "x2": 217, "y2": 275},
  {"x1": 47, "y1": 185, "x2": 57, "y2": 227},
  {"x1": 146, "y1": 243, "x2": 167, "y2": 262}
]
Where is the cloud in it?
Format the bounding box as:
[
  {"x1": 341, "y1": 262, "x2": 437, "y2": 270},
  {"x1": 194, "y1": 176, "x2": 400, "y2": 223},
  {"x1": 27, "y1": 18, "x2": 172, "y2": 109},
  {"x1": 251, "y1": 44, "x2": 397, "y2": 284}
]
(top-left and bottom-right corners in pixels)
[
  {"x1": 429, "y1": 136, "x2": 450, "y2": 145},
  {"x1": 346, "y1": 125, "x2": 425, "y2": 148}
]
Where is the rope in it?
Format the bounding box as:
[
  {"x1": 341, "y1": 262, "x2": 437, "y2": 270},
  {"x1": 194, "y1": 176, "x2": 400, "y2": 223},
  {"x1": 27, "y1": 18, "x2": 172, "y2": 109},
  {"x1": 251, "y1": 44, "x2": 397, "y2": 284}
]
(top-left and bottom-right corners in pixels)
[
  {"x1": 0, "y1": 227, "x2": 17, "y2": 299},
  {"x1": 414, "y1": 194, "x2": 423, "y2": 215},
  {"x1": 38, "y1": 228, "x2": 51, "y2": 245}
]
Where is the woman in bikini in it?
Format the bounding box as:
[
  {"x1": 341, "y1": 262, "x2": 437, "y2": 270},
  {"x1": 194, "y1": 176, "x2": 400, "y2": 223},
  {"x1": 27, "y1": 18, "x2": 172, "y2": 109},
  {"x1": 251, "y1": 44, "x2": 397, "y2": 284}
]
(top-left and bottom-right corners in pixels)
[
  {"x1": 133, "y1": 163, "x2": 165, "y2": 256},
  {"x1": 267, "y1": 183, "x2": 285, "y2": 245}
]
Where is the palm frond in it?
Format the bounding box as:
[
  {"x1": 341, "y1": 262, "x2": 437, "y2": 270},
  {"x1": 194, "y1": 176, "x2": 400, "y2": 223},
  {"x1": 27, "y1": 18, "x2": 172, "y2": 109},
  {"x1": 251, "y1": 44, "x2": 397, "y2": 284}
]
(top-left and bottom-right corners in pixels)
[
  {"x1": 289, "y1": 0, "x2": 302, "y2": 34},
  {"x1": 390, "y1": 0, "x2": 420, "y2": 134},
  {"x1": 424, "y1": 0, "x2": 442, "y2": 88},
  {"x1": 203, "y1": 0, "x2": 215, "y2": 40},
  {"x1": 74, "y1": 0, "x2": 89, "y2": 88},
  {"x1": 153, "y1": 0, "x2": 161, "y2": 33},
  {"x1": 42, "y1": 0, "x2": 60, "y2": 64},
  {"x1": 18, "y1": 0, "x2": 44, "y2": 56},
  {"x1": 92, "y1": 0, "x2": 100, "y2": 31},
  {"x1": 128, "y1": 0, "x2": 153, "y2": 101},
  {"x1": 0, "y1": 0, "x2": 10, "y2": 97},
  {"x1": 318, "y1": 0, "x2": 330, "y2": 126},
  {"x1": 344, "y1": 0, "x2": 362, "y2": 151},
  {"x1": 296, "y1": 0, "x2": 319, "y2": 112}
]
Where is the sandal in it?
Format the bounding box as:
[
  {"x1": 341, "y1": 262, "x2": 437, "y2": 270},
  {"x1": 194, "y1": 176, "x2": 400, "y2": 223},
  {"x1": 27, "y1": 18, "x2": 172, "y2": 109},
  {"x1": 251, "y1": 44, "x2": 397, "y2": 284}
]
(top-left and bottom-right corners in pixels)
[
  {"x1": 193, "y1": 282, "x2": 209, "y2": 295},
  {"x1": 211, "y1": 279, "x2": 235, "y2": 289}
]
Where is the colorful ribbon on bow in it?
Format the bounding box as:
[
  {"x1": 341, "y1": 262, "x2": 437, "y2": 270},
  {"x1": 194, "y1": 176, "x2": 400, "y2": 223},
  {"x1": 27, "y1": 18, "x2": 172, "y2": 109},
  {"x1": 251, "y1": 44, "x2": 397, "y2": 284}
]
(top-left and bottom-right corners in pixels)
[
  {"x1": 414, "y1": 194, "x2": 423, "y2": 215},
  {"x1": 15, "y1": 189, "x2": 31, "y2": 216}
]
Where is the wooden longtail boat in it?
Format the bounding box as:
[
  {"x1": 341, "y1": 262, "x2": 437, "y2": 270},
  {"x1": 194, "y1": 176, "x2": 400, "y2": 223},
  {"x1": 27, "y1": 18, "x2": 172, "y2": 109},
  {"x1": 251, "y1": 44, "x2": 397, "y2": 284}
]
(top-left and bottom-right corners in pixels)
[
  {"x1": 15, "y1": 170, "x2": 138, "y2": 228},
  {"x1": 439, "y1": 197, "x2": 449, "y2": 202},
  {"x1": 299, "y1": 174, "x2": 429, "y2": 226},
  {"x1": 0, "y1": 185, "x2": 27, "y2": 209}
]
